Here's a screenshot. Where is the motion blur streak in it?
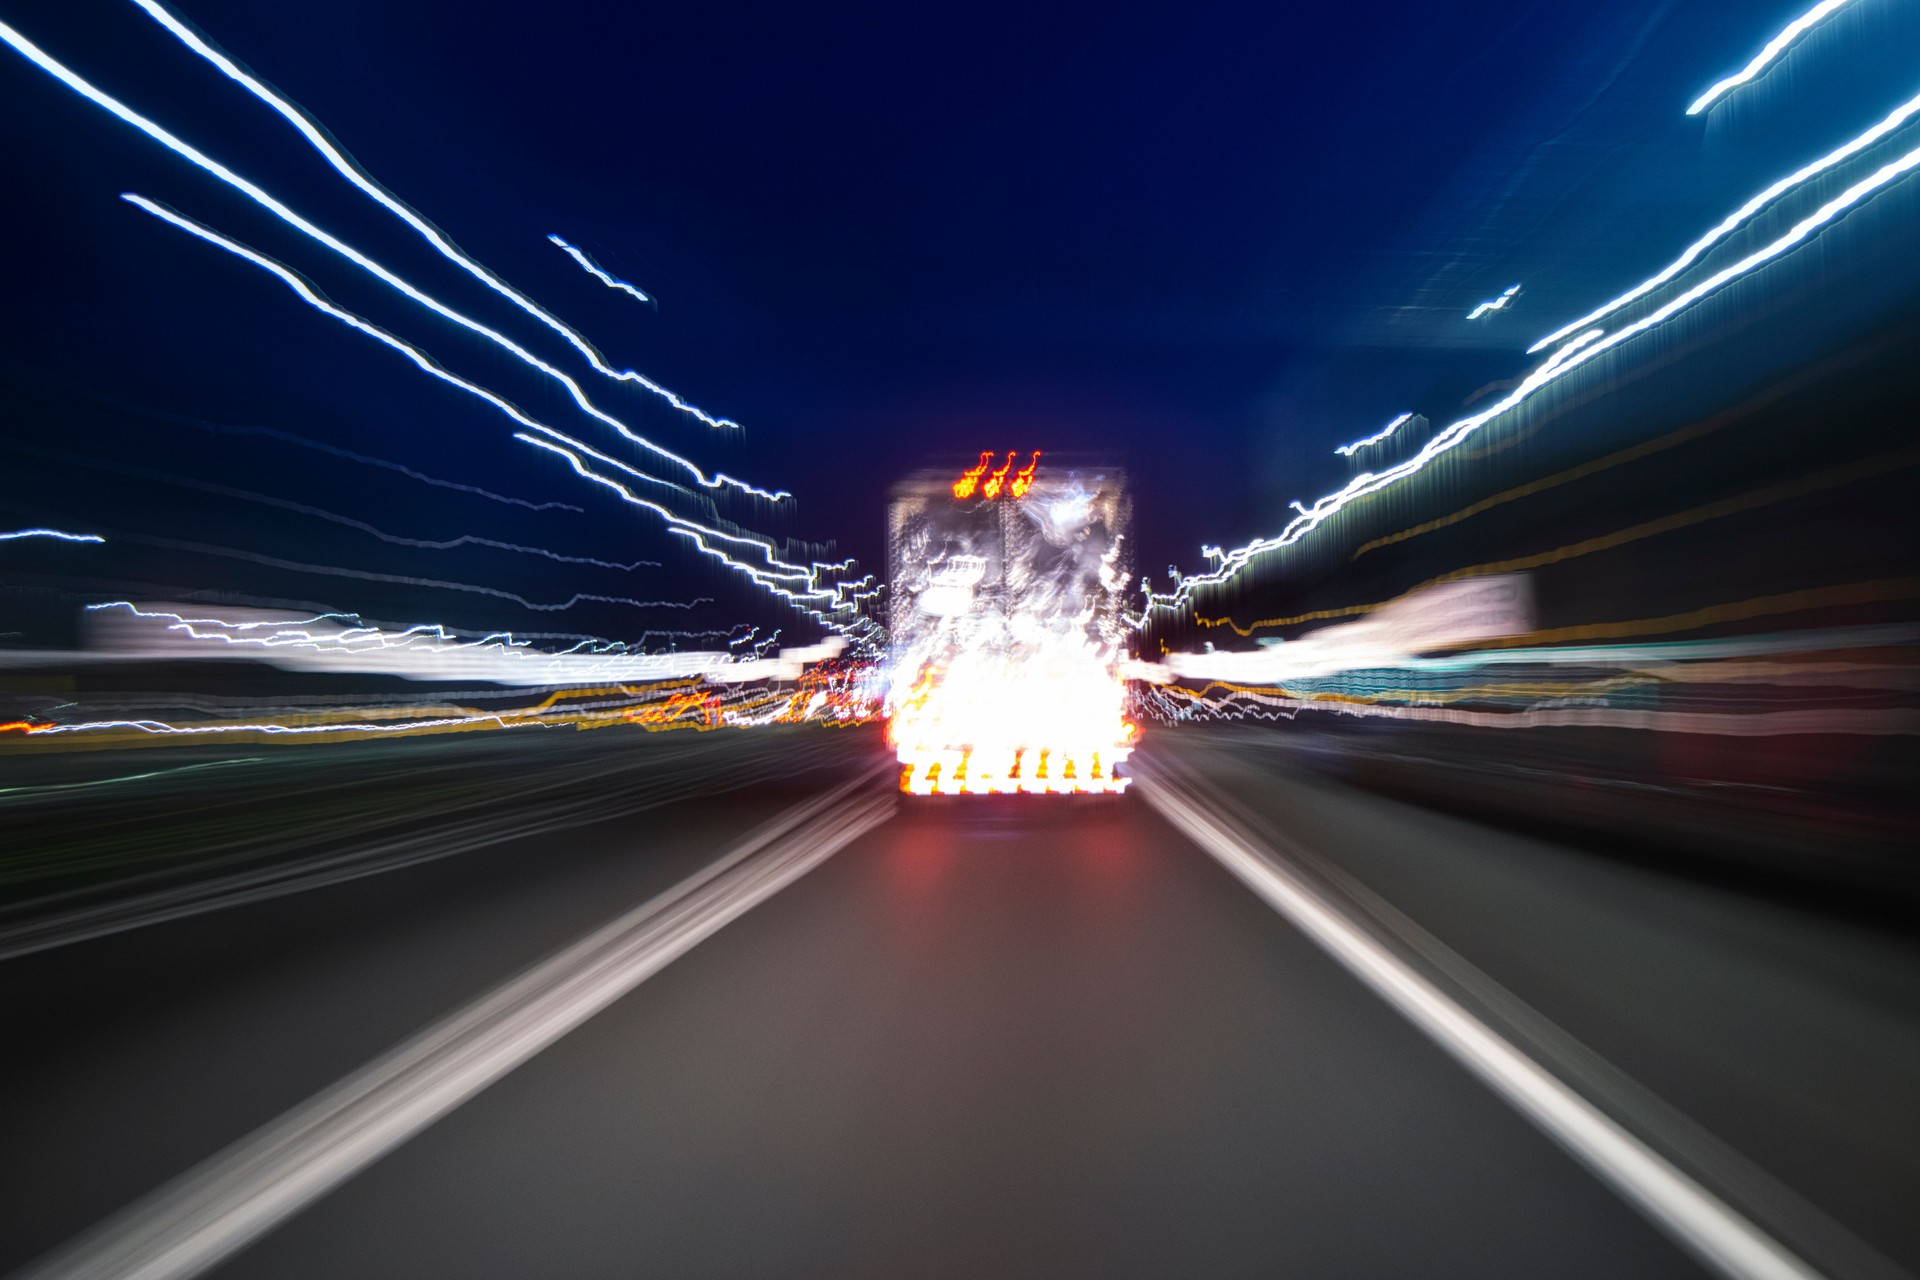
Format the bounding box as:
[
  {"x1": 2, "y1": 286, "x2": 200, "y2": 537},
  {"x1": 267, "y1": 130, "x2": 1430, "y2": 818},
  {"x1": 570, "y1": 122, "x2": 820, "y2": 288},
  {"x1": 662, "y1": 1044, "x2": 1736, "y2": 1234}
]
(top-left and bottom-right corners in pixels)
[
  {"x1": 19, "y1": 713, "x2": 531, "y2": 740},
  {"x1": 1685, "y1": 0, "x2": 1859, "y2": 116},
  {"x1": 20, "y1": 450, "x2": 661, "y2": 571},
  {"x1": 0, "y1": 23, "x2": 762, "y2": 490},
  {"x1": 1136, "y1": 764, "x2": 1821, "y2": 1280},
  {"x1": 1532, "y1": 86, "x2": 1920, "y2": 354},
  {"x1": 515, "y1": 435, "x2": 876, "y2": 633},
  {"x1": 118, "y1": 195, "x2": 691, "y2": 503},
  {"x1": 0, "y1": 528, "x2": 104, "y2": 543},
  {"x1": 82, "y1": 517, "x2": 713, "y2": 617},
  {"x1": 123, "y1": 0, "x2": 734, "y2": 429},
  {"x1": 547, "y1": 234, "x2": 652, "y2": 305},
  {"x1": 80, "y1": 602, "x2": 847, "y2": 688},
  {"x1": 1466, "y1": 283, "x2": 1520, "y2": 319},
  {"x1": 160, "y1": 413, "x2": 585, "y2": 512},
  {"x1": 1148, "y1": 134, "x2": 1920, "y2": 618},
  {"x1": 9, "y1": 776, "x2": 894, "y2": 1280},
  {"x1": 0, "y1": 758, "x2": 260, "y2": 801},
  {"x1": 117, "y1": 197, "x2": 869, "y2": 629},
  {"x1": 1191, "y1": 431, "x2": 1919, "y2": 637},
  {"x1": 1334, "y1": 412, "x2": 1414, "y2": 457}
]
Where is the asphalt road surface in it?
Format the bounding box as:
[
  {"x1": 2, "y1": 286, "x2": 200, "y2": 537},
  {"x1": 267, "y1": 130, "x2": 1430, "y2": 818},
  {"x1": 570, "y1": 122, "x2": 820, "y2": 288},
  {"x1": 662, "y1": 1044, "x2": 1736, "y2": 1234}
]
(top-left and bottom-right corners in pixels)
[{"x1": 2, "y1": 726, "x2": 1915, "y2": 1279}]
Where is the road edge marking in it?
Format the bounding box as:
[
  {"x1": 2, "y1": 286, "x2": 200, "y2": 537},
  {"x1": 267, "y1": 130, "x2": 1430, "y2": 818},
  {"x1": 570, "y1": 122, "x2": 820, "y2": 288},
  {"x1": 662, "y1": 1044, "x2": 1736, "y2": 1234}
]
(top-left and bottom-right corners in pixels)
[
  {"x1": 1134, "y1": 760, "x2": 1825, "y2": 1280},
  {"x1": 14, "y1": 768, "x2": 895, "y2": 1280}
]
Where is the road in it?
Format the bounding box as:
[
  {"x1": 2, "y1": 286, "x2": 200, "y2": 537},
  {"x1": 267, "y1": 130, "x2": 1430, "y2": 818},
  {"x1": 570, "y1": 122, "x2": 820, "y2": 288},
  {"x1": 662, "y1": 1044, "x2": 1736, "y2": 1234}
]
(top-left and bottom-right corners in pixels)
[{"x1": 1, "y1": 727, "x2": 1915, "y2": 1279}]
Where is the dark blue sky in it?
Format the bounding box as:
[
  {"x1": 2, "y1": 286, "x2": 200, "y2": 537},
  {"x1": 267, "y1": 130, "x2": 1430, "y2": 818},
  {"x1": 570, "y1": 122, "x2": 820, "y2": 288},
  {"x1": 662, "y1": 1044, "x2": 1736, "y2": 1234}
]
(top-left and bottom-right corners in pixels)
[{"x1": 3, "y1": 0, "x2": 1915, "y2": 644}]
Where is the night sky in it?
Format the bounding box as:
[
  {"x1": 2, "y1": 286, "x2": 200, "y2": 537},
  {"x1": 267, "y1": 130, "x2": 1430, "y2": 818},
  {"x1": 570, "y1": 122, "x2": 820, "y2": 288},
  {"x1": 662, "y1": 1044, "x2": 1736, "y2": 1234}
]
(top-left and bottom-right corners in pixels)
[{"x1": 3, "y1": 0, "x2": 1917, "y2": 646}]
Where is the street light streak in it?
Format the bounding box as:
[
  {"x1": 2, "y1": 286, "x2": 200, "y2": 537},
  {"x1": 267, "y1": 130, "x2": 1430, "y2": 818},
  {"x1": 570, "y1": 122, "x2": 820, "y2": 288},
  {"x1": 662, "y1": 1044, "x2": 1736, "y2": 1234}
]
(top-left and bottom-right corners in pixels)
[
  {"x1": 0, "y1": 528, "x2": 104, "y2": 543},
  {"x1": 81, "y1": 602, "x2": 812, "y2": 686},
  {"x1": 120, "y1": 196, "x2": 706, "y2": 512},
  {"x1": 161, "y1": 413, "x2": 585, "y2": 512},
  {"x1": 1334, "y1": 413, "x2": 1414, "y2": 457},
  {"x1": 548, "y1": 234, "x2": 652, "y2": 305},
  {"x1": 90, "y1": 601, "x2": 759, "y2": 658},
  {"x1": 0, "y1": 22, "x2": 769, "y2": 493},
  {"x1": 121, "y1": 0, "x2": 732, "y2": 428},
  {"x1": 1148, "y1": 134, "x2": 1920, "y2": 618},
  {"x1": 1533, "y1": 86, "x2": 1920, "y2": 353},
  {"x1": 1466, "y1": 284, "x2": 1520, "y2": 319},
  {"x1": 12, "y1": 446, "x2": 660, "y2": 572},
  {"x1": 93, "y1": 525, "x2": 712, "y2": 615},
  {"x1": 514, "y1": 436, "x2": 870, "y2": 631},
  {"x1": 1686, "y1": 0, "x2": 1859, "y2": 116}
]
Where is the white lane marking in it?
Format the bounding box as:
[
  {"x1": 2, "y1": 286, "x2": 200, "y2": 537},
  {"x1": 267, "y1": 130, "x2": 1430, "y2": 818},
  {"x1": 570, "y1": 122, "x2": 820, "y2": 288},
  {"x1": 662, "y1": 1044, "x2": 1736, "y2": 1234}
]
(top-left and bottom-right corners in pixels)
[
  {"x1": 15, "y1": 772, "x2": 895, "y2": 1280},
  {"x1": 1135, "y1": 762, "x2": 1825, "y2": 1280}
]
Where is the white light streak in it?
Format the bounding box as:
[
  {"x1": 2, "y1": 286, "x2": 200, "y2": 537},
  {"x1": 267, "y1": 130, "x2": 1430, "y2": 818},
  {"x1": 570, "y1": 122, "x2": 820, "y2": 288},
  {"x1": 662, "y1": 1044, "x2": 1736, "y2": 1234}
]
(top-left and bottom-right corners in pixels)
[
  {"x1": 22, "y1": 446, "x2": 659, "y2": 572},
  {"x1": 0, "y1": 22, "x2": 765, "y2": 491},
  {"x1": 102, "y1": 526, "x2": 712, "y2": 615},
  {"x1": 0, "y1": 758, "x2": 262, "y2": 801},
  {"x1": 1149, "y1": 135, "x2": 1920, "y2": 617},
  {"x1": 1686, "y1": 0, "x2": 1859, "y2": 116},
  {"x1": 514, "y1": 435, "x2": 872, "y2": 632},
  {"x1": 166, "y1": 412, "x2": 584, "y2": 512},
  {"x1": 0, "y1": 528, "x2": 104, "y2": 543},
  {"x1": 122, "y1": 0, "x2": 733, "y2": 428},
  {"x1": 549, "y1": 234, "x2": 651, "y2": 305},
  {"x1": 117, "y1": 197, "x2": 738, "y2": 513},
  {"x1": 1532, "y1": 86, "x2": 1920, "y2": 353},
  {"x1": 1334, "y1": 412, "x2": 1414, "y2": 457},
  {"x1": 1466, "y1": 283, "x2": 1520, "y2": 319},
  {"x1": 81, "y1": 602, "x2": 836, "y2": 686}
]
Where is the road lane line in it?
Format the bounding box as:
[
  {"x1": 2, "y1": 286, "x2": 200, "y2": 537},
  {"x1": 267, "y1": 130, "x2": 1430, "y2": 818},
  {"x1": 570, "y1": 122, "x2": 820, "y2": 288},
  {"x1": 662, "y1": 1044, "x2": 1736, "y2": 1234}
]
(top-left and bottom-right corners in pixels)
[
  {"x1": 13, "y1": 770, "x2": 895, "y2": 1280},
  {"x1": 1134, "y1": 760, "x2": 1827, "y2": 1280}
]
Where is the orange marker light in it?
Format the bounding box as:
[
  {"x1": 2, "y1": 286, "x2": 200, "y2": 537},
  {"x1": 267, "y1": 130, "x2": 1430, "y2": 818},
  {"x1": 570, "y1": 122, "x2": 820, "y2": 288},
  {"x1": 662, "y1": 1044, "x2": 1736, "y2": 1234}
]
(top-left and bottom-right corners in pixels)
[
  {"x1": 981, "y1": 451, "x2": 1016, "y2": 499},
  {"x1": 1010, "y1": 451, "x2": 1041, "y2": 498},
  {"x1": 952, "y1": 452, "x2": 993, "y2": 499}
]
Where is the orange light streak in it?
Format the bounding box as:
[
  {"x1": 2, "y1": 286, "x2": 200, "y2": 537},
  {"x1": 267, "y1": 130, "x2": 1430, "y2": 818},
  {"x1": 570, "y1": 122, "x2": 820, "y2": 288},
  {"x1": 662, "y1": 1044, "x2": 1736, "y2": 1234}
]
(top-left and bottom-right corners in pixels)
[
  {"x1": 1010, "y1": 451, "x2": 1041, "y2": 498},
  {"x1": 981, "y1": 451, "x2": 1017, "y2": 500},
  {"x1": 951, "y1": 452, "x2": 993, "y2": 499}
]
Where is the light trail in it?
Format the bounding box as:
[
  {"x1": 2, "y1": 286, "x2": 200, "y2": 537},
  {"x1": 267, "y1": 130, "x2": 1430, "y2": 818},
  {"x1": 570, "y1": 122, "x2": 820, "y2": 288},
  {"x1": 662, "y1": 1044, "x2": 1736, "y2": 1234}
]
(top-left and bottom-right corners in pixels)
[
  {"x1": 81, "y1": 603, "x2": 831, "y2": 687},
  {"x1": 1686, "y1": 0, "x2": 1859, "y2": 116},
  {"x1": 10, "y1": 446, "x2": 660, "y2": 572},
  {"x1": 119, "y1": 196, "x2": 708, "y2": 509},
  {"x1": 1532, "y1": 85, "x2": 1920, "y2": 353},
  {"x1": 1147, "y1": 133, "x2": 1920, "y2": 619},
  {"x1": 1535, "y1": 327, "x2": 1605, "y2": 375},
  {"x1": 1466, "y1": 284, "x2": 1519, "y2": 319},
  {"x1": 515, "y1": 435, "x2": 874, "y2": 633},
  {"x1": 0, "y1": 528, "x2": 104, "y2": 543},
  {"x1": 0, "y1": 758, "x2": 263, "y2": 801},
  {"x1": 122, "y1": 0, "x2": 732, "y2": 428},
  {"x1": 104, "y1": 207, "x2": 871, "y2": 634},
  {"x1": 1334, "y1": 413, "x2": 1414, "y2": 457},
  {"x1": 0, "y1": 22, "x2": 766, "y2": 491},
  {"x1": 548, "y1": 234, "x2": 652, "y2": 305},
  {"x1": 20, "y1": 713, "x2": 531, "y2": 739},
  {"x1": 89, "y1": 524, "x2": 714, "y2": 615},
  {"x1": 151, "y1": 410, "x2": 585, "y2": 512}
]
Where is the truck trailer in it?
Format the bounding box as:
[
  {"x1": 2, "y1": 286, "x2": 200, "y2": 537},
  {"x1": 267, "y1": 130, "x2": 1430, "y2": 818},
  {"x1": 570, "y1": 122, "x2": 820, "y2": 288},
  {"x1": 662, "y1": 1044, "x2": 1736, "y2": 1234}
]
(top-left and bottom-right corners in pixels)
[{"x1": 885, "y1": 452, "x2": 1136, "y2": 795}]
